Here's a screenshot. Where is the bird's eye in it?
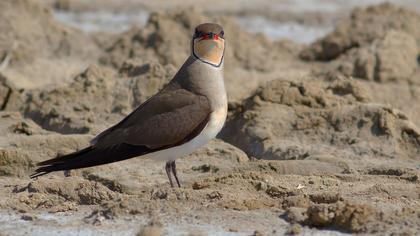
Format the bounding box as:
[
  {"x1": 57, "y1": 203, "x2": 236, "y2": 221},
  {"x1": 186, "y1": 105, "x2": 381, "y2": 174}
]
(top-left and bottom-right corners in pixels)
[
  {"x1": 220, "y1": 30, "x2": 224, "y2": 37},
  {"x1": 194, "y1": 30, "x2": 204, "y2": 38}
]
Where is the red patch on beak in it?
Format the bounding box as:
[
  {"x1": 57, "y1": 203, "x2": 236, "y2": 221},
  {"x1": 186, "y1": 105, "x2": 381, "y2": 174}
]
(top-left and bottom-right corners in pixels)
[{"x1": 214, "y1": 35, "x2": 219, "y2": 40}]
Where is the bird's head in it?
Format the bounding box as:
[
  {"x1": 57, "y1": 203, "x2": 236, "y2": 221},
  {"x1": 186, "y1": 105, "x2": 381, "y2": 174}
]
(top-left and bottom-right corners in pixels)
[{"x1": 192, "y1": 23, "x2": 225, "y2": 67}]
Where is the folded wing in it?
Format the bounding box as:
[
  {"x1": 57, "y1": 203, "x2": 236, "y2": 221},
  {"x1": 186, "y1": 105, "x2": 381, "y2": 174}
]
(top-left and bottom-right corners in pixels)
[{"x1": 31, "y1": 87, "x2": 211, "y2": 178}]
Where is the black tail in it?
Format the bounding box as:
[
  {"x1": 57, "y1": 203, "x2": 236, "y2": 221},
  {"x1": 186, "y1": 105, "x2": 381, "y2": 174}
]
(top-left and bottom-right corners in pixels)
[{"x1": 30, "y1": 144, "x2": 150, "y2": 179}]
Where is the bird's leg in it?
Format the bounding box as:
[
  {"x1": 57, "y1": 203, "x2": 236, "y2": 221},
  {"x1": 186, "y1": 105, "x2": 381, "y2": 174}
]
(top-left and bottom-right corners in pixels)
[
  {"x1": 165, "y1": 161, "x2": 174, "y2": 188},
  {"x1": 170, "y1": 161, "x2": 181, "y2": 188}
]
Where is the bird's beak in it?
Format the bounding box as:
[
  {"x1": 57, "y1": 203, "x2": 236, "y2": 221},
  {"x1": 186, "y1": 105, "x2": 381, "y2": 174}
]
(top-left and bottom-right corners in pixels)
[{"x1": 199, "y1": 33, "x2": 221, "y2": 41}]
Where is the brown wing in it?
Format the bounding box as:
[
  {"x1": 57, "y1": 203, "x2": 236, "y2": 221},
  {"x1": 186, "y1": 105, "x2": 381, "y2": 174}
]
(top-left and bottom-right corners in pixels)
[
  {"x1": 30, "y1": 87, "x2": 211, "y2": 178},
  {"x1": 94, "y1": 88, "x2": 211, "y2": 149}
]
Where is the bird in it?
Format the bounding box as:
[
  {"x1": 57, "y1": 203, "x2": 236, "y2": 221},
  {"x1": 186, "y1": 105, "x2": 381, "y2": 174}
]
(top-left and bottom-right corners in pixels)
[{"x1": 30, "y1": 23, "x2": 227, "y2": 188}]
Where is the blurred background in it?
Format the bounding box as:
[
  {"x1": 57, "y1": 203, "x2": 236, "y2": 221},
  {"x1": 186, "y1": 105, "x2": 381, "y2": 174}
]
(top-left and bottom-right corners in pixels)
[{"x1": 49, "y1": 0, "x2": 420, "y2": 43}]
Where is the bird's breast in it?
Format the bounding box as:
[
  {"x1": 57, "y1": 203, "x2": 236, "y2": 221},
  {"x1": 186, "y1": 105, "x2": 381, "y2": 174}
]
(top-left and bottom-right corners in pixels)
[{"x1": 205, "y1": 105, "x2": 228, "y2": 138}]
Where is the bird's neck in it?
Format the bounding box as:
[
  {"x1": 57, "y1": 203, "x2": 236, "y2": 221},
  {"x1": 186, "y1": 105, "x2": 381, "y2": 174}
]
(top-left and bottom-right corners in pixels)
[{"x1": 177, "y1": 56, "x2": 227, "y2": 110}]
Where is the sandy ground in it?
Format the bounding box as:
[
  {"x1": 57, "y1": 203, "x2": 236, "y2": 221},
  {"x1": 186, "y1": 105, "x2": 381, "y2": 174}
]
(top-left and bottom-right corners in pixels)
[{"x1": 0, "y1": 0, "x2": 419, "y2": 235}]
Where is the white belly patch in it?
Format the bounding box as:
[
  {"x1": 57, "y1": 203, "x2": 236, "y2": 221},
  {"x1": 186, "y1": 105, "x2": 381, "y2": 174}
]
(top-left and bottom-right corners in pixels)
[{"x1": 144, "y1": 106, "x2": 227, "y2": 162}]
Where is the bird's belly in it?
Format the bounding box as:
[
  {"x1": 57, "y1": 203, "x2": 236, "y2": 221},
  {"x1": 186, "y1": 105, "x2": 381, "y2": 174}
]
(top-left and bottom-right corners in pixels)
[{"x1": 144, "y1": 106, "x2": 227, "y2": 162}]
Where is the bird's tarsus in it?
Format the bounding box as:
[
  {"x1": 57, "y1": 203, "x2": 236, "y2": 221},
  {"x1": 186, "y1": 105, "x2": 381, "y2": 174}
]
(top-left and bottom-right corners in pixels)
[
  {"x1": 165, "y1": 161, "x2": 181, "y2": 188},
  {"x1": 171, "y1": 161, "x2": 181, "y2": 188},
  {"x1": 165, "y1": 161, "x2": 174, "y2": 188}
]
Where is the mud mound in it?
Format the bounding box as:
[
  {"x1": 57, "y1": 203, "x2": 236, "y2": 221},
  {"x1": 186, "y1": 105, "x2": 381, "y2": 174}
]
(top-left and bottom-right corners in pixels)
[
  {"x1": 284, "y1": 195, "x2": 420, "y2": 234},
  {"x1": 0, "y1": 111, "x2": 49, "y2": 177},
  {"x1": 101, "y1": 8, "x2": 277, "y2": 71},
  {"x1": 0, "y1": 0, "x2": 99, "y2": 66},
  {"x1": 103, "y1": 9, "x2": 205, "y2": 68},
  {"x1": 285, "y1": 200, "x2": 375, "y2": 233},
  {"x1": 0, "y1": 112, "x2": 91, "y2": 177},
  {"x1": 0, "y1": 74, "x2": 13, "y2": 110},
  {"x1": 9, "y1": 177, "x2": 119, "y2": 213},
  {"x1": 0, "y1": 111, "x2": 46, "y2": 137},
  {"x1": 26, "y1": 177, "x2": 119, "y2": 204},
  {"x1": 2, "y1": 114, "x2": 53, "y2": 136},
  {"x1": 0, "y1": 149, "x2": 33, "y2": 177},
  {"x1": 302, "y1": 3, "x2": 420, "y2": 84},
  {"x1": 119, "y1": 59, "x2": 176, "y2": 106},
  {"x1": 300, "y1": 3, "x2": 420, "y2": 61},
  {"x1": 221, "y1": 75, "x2": 420, "y2": 166},
  {"x1": 0, "y1": 0, "x2": 101, "y2": 91},
  {"x1": 0, "y1": 74, "x2": 24, "y2": 111},
  {"x1": 306, "y1": 201, "x2": 374, "y2": 232},
  {"x1": 333, "y1": 30, "x2": 419, "y2": 82},
  {"x1": 22, "y1": 65, "x2": 118, "y2": 134},
  {"x1": 0, "y1": 134, "x2": 90, "y2": 177},
  {"x1": 21, "y1": 60, "x2": 173, "y2": 134}
]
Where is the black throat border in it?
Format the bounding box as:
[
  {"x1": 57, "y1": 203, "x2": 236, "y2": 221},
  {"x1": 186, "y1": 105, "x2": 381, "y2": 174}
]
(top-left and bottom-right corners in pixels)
[{"x1": 192, "y1": 40, "x2": 225, "y2": 68}]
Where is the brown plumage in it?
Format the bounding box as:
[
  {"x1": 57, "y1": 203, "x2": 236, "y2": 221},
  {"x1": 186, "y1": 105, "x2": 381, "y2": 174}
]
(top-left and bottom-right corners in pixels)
[
  {"x1": 30, "y1": 86, "x2": 211, "y2": 178},
  {"x1": 31, "y1": 23, "x2": 227, "y2": 188}
]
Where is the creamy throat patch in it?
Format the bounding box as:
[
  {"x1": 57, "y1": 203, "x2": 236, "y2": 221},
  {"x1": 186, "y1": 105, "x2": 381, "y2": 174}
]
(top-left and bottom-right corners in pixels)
[{"x1": 193, "y1": 38, "x2": 225, "y2": 67}]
